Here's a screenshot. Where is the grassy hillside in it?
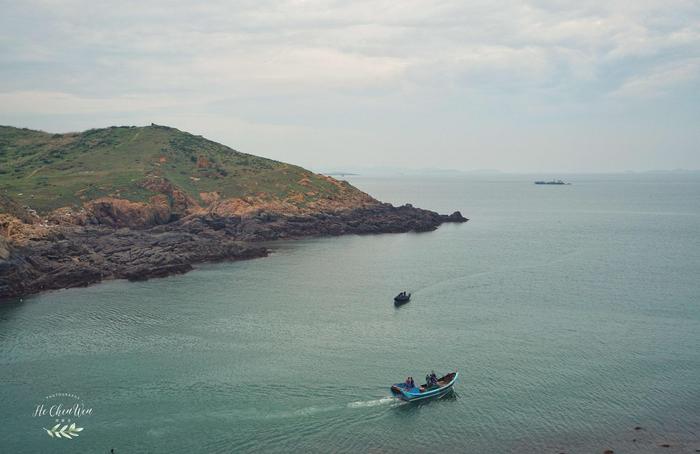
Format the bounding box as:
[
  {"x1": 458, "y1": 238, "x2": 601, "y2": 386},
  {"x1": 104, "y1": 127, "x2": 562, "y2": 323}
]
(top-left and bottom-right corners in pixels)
[{"x1": 0, "y1": 125, "x2": 364, "y2": 213}]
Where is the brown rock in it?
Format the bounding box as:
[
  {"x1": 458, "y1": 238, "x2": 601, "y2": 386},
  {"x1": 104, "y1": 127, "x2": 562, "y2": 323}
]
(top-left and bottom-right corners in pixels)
[
  {"x1": 84, "y1": 197, "x2": 170, "y2": 228},
  {"x1": 199, "y1": 192, "x2": 220, "y2": 205},
  {"x1": 0, "y1": 193, "x2": 40, "y2": 224},
  {"x1": 140, "y1": 177, "x2": 198, "y2": 215},
  {"x1": 0, "y1": 213, "x2": 50, "y2": 243},
  {"x1": 196, "y1": 155, "x2": 210, "y2": 168}
]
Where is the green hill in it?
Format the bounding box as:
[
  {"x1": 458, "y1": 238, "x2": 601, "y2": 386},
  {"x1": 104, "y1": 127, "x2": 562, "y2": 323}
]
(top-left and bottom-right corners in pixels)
[{"x1": 0, "y1": 124, "x2": 371, "y2": 214}]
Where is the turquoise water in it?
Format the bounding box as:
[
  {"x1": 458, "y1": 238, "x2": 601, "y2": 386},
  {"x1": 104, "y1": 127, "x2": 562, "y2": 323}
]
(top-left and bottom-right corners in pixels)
[{"x1": 1, "y1": 174, "x2": 699, "y2": 453}]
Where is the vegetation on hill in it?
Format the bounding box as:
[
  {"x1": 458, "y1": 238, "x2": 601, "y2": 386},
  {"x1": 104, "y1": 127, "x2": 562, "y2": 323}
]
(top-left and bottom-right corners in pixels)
[{"x1": 0, "y1": 124, "x2": 370, "y2": 214}]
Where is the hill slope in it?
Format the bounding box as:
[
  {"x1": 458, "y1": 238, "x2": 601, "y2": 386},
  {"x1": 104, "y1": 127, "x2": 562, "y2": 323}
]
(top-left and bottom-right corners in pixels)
[{"x1": 0, "y1": 124, "x2": 375, "y2": 217}]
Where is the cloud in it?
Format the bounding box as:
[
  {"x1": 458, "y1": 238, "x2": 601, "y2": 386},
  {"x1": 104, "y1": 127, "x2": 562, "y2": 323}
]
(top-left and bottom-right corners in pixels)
[
  {"x1": 611, "y1": 58, "x2": 700, "y2": 98},
  {"x1": 3, "y1": 0, "x2": 699, "y2": 98},
  {"x1": 0, "y1": 91, "x2": 181, "y2": 115},
  {"x1": 1, "y1": 0, "x2": 699, "y2": 171}
]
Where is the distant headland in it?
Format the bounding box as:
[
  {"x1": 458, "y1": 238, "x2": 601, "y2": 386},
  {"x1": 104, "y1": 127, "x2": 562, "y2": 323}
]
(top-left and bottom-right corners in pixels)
[{"x1": 0, "y1": 125, "x2": 466, "y2": 299}]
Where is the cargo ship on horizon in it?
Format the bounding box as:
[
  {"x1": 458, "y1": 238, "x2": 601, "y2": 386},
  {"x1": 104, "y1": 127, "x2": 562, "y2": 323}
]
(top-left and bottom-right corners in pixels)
[{"x1": 534, "y1": 179, "x2": 570, "y2": 185}]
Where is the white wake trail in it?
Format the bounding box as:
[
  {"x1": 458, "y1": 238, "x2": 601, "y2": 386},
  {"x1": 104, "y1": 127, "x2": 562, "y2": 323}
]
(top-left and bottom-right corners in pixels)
[{"x1": 347, "y1": 396, "x2": 399, "y2": 408}]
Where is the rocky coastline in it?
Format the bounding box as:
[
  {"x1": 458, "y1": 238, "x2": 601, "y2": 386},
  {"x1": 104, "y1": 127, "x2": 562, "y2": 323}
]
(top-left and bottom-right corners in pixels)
[
  {"x1": 0, "y1": 203, "x2": 467, "y2": 299},
  {"x1": 0, "y1": 126, "x2": 468, "y2": 299}
]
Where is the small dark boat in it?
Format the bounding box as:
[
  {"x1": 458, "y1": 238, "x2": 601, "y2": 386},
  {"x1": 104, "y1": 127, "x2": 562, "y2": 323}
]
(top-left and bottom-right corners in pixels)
[
  {"x1": 391, "y1": 372, "x2": 458, "y2": 401},
  {"x1": 394, "y1": 291, "x2": 411, "y2": 305}
]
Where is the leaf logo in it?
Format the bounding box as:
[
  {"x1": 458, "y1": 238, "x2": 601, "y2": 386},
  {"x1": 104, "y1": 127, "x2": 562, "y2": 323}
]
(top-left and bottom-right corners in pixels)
[{"x1": 44, "y1": 422, "x2": 83, "y2": 439}]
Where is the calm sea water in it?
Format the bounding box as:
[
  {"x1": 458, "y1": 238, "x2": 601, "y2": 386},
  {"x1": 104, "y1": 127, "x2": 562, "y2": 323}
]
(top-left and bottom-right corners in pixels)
[{"x1": 1, "y1": 174, "x2": 699, "y2": 453}]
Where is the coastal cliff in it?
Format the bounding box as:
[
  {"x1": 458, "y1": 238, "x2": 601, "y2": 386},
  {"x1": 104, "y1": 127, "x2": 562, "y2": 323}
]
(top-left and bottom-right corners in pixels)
[{"x1": 0, "y1": 125, "x2": 466, "y2": 298}]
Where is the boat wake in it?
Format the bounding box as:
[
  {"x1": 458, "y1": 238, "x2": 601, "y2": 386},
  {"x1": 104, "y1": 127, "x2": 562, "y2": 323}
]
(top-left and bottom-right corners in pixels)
[
  {"x1": 290, "y1": 405, "x2": 340, "y2": 417},
  {"x1": 347, "y1": 396, "x2": 399, "y2": 408},
  {"x1": 245, "y1": 396, "x2": 401, "y2": 421}
]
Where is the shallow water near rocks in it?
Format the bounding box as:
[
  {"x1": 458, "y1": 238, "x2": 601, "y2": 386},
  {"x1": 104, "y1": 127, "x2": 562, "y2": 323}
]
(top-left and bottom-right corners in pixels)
[{"x1": 1, "y1": 174, "x2": 699, "y2": 453}]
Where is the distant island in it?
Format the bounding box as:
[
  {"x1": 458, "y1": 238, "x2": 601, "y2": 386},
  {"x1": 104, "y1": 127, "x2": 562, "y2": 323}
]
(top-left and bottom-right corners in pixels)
[
  {"x1": 323, "y1": 172, "x2": 359, "y2": 177},
  {"x1": 0, "y1": 125, "x2": 466, "y2": 298}
]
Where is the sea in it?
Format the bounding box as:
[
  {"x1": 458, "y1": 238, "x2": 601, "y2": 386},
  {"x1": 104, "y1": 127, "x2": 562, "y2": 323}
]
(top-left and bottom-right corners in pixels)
[{"x1": 1, "y1": 173, "x2": 699, "y2": 453}]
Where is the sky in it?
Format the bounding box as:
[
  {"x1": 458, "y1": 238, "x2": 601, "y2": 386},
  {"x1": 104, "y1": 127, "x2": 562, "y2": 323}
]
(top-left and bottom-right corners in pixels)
[{"x1": 0, "y1": 0, "x2": 698, "y2": 173}]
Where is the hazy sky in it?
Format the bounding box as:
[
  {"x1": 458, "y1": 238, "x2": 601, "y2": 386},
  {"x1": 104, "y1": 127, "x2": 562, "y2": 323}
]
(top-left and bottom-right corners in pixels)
[{"x1": 1, "y1": 0, "x2": 698, "y2": 172}]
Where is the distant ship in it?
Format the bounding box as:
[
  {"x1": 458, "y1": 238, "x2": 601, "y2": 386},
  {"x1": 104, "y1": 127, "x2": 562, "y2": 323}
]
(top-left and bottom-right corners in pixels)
[{"x1": 534, "y1": 179, "x2": 570, "y2": 185}]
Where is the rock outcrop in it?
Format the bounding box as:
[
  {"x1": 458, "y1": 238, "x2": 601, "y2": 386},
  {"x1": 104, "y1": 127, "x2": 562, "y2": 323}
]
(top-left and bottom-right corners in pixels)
[
  {"x1": 0, "y1": 204, "x2": 467, "y2": 299},
  {"x1": 0, "y1": 225, "x2": 267, "y2": 298}
]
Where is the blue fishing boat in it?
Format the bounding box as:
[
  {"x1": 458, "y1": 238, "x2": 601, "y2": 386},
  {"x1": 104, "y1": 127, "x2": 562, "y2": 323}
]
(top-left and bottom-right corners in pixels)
[{"x1": 390, "y1": 371, "x2": 458, "y2": 401}]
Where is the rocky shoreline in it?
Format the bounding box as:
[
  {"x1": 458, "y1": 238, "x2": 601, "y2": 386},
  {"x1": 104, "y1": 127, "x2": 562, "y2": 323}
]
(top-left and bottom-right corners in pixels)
[{"x1": 0, "y1": 203, "x2": 466, "y2": 299}]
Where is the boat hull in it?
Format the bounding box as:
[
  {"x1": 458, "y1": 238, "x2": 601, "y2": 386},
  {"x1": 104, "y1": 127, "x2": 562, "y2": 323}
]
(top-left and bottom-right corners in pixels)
[{"x1": 393, "y1": 293, "x2": 411, "y2": 305}]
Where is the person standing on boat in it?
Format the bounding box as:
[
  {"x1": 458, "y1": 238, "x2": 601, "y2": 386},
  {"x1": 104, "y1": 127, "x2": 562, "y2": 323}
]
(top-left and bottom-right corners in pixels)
[{"x1": 427, "y1": 371, "x2": 438, "y2": 387}]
